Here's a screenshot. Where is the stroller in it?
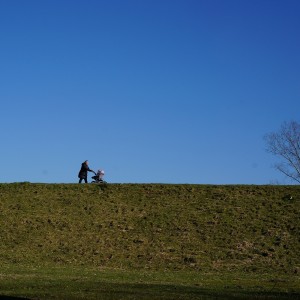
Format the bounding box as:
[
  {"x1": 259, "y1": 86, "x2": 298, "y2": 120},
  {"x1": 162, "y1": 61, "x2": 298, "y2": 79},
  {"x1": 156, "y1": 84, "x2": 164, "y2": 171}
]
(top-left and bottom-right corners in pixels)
[{"x1": 91, "y1": 169, "x2": 106, "y2": 184}]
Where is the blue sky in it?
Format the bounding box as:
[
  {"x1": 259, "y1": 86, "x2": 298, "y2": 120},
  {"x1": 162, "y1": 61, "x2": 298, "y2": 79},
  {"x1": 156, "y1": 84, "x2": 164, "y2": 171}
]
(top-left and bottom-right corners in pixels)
[{"x1": 1, "y1": 0, "x2": 299, "y2": 184}]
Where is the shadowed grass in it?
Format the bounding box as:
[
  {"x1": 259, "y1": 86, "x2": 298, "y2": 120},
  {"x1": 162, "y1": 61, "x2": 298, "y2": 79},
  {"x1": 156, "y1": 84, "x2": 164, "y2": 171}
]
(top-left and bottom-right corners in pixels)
[{"x1": 0, "y1": 266, "x2": 299, "y2": 299}]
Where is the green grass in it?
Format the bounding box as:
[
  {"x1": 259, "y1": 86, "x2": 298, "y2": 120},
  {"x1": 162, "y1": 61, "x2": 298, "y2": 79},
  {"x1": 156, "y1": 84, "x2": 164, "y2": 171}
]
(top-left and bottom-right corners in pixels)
[
  {"x1": 0, "y1": 266, "x2": 298, "y2": 299},
  {"x1": 0, "y1": 183, "x2": 299, "y2": 299}
]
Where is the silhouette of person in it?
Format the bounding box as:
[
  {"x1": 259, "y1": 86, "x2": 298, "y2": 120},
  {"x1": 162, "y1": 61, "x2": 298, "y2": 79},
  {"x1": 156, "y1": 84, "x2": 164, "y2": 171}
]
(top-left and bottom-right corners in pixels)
[{"x1": 78, "y1": 160, "x2": 95, "y2": 183}]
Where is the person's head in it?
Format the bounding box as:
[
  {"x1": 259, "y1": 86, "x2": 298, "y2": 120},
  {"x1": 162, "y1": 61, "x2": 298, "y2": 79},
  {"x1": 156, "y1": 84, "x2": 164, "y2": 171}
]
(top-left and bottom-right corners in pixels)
[{"x1": 84, "y1": 160, "x2": 89, "y2": 165}]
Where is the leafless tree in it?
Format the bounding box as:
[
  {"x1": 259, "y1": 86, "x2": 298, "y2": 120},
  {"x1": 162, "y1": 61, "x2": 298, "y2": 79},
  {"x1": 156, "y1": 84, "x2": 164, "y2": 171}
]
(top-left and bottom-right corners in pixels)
[{"x1": 264, "y1": 121, "x2": 300, "y2": 184}]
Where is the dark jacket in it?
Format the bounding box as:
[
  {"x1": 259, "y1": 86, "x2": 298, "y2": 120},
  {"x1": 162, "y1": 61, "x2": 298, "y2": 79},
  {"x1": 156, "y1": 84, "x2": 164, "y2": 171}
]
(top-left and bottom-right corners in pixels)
[{"x1": 78, "y1": 162, "x2": 94, "y2": 179}]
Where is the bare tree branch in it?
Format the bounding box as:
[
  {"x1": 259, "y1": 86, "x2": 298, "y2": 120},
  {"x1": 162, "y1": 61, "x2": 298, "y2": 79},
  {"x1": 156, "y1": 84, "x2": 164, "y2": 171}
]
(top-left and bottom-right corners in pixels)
[{"x1": 264, "y1": 120, "x2": 300, "y2": 184}]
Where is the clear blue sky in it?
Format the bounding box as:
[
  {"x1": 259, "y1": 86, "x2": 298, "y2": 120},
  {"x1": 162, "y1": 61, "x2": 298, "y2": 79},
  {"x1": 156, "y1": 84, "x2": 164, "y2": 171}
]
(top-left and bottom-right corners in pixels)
[{"x1": 1, "y1": 0, "x2": 299, "y2": 184}]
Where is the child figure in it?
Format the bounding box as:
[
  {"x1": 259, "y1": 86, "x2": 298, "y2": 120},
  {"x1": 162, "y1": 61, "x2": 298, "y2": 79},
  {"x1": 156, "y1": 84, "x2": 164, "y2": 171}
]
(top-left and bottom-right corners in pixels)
[
  {"x1": 96, "y1": 169, "x2": 105, "y2": 181},
  {"x1": 91, "y1": 169, "x2": 106, "y2": 183}
]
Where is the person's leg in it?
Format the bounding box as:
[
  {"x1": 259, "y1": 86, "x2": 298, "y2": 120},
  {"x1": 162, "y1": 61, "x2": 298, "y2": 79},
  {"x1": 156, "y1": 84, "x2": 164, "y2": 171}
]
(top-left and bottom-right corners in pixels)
[{"x1": 84, "y1": 177, "x2": 88, "y2": 183}]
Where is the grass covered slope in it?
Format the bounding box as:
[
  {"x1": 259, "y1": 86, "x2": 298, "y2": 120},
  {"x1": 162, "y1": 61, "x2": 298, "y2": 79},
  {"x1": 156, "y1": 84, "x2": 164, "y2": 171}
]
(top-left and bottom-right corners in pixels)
[{"x1": 0, "y1": 183, "x2": 299, "y2": 275}]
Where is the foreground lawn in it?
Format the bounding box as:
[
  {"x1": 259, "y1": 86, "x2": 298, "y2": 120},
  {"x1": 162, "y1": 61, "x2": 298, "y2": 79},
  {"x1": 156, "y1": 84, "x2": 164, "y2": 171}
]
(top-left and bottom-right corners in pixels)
[
  {"x1": 0, "y1": 266, "x2": 299, "y2": 299},
  {"x1": 0, "y1": 184, "x2": 299, "y2": 299}
]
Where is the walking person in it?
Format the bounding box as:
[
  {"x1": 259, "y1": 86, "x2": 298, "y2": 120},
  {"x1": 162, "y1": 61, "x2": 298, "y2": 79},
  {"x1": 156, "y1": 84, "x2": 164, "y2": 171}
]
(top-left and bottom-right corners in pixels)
[{"x1": 78, "y1": 160, "x2": 96, "y2": 183}]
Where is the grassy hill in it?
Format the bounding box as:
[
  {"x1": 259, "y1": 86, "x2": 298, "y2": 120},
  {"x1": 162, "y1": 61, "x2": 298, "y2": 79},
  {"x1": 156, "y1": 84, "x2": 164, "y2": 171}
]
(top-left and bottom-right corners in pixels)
[{"x1": 0, "y1": 183, "x2": 299, "y2": 298}]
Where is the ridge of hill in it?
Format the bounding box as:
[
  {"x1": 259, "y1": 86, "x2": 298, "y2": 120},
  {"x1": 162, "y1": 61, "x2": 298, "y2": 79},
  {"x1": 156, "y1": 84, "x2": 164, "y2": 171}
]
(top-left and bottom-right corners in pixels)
[{"x1": 0, "y1": 183, "x2": 299, "y2": 276}]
